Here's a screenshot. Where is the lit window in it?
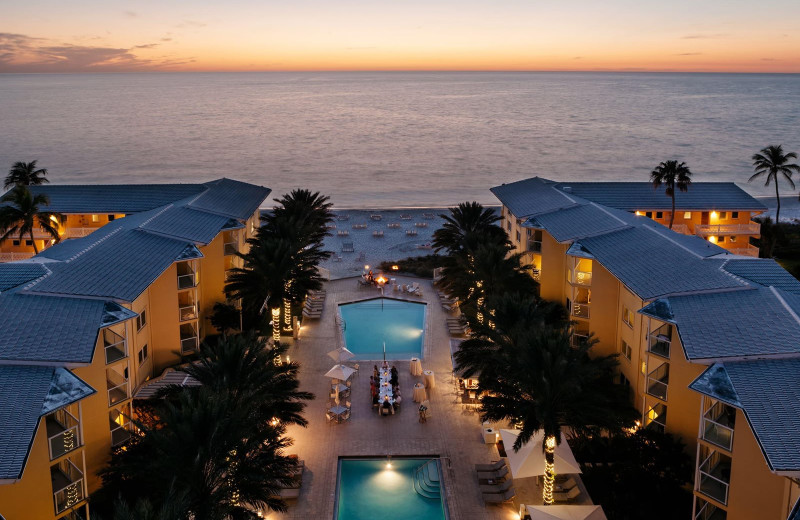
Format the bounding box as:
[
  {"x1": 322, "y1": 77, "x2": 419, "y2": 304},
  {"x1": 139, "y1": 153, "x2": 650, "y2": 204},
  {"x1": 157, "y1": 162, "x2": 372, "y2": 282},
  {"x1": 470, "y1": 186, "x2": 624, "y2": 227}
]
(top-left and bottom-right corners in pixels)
[
  {"x1": 656, "y1": 212, "x2": 663, "y2": 219},
  {"x1": 136, "y1": 309, "x2": 147, "y2": 331},
  {"x1": 683, "y1": 212, "x2": 692, "y2": 219},
  {"x1": 729, "y1": 236, "x2": 737, "y2": 243},
  {"x1": 622, "y1": 306, "x2": 635, "y2": 328},
  {"x1": 138, "y1": 343, "x2": 149, "y2": 364},
  {"x1": 621, "y1": 340, "x2": 632, "y2": 361},
  {"x1": 732, "y1": 211, "x2": 739, "y2": 219},
  {"x1": 91, "y1": 214, "x2": 100, "y2": 223}
]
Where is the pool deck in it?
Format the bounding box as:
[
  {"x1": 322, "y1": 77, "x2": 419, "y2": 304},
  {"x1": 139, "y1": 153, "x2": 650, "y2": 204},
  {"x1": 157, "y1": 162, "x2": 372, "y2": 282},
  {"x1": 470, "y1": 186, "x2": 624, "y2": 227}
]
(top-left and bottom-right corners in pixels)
[{"x1": 273, "y1": 276, "x2": 594, "y2": 520}]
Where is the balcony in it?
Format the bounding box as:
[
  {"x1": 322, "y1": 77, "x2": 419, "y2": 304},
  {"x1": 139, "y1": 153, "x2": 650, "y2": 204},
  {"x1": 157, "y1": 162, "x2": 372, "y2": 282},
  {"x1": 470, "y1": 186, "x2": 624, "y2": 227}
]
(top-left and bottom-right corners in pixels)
[
  {"x1": 645, "y1": 403, "x2": 667, "y2": 433},
  {"x1": 702, "y1": 401, "x2": 736, "y2": 451},
  {"x1": 671, "y1": 224, "x2": 690, "y2": 235},
  {"x1": 572, "y1": 303, "x2": 590, "y2": 320},
  {"x1": 648, "y1": 324, "x2": 672, "y2": 359},
  {"x1": 179, "y1": 303, "x2": 198, "y2": 322},
  {"x1": 570, "y1": 270, "x2": 592, "y2": 286},
  {"x1": 66, "y1": 227, "x2": 96, "y2": 239},
  {"x1": 52, "y1": 459, "x2": 85, "y2": 515},
  {"x1": 695, "y1": 223, "x2": 760, "y2": 237},
  {"x1": 526, "y1": 241, "x2": 542, "y2": 253},
  {"x1": 695, "y1": 498, "x2": 726, "y2": 520},
  {"x1": 726, "y1": 245, "x2": 759, "y2": 257},
  {"x1": 571, "y1": 333, "x2": 590, "y2": 348},
  {"x1": 180, "y1": 322, "x2": 199, "y2": 353},
  {"x1": 224, "y1": 239, "x2": 239, "y2": 256},
  {"x1": 698, "y1": 451, "x2": 731, "y2": 505},
  {"x1": 0, "y1": 252, "x2": 35, "y2": 262},
  {"x1": 110, "y1": 408, "x2": 132, "y2": 447},
  {"x1": 106, "y1": 368, "x2": 129, "y2": 407},
  {"x1": 646, "y1": 363, "x2": 669, "y2": 401},
  {"x1": 103, "y1": 328, "x2": 127, "y2": 364},
  {"x1": 46, "y1": 409, "x2": 81, "y2": 460}
]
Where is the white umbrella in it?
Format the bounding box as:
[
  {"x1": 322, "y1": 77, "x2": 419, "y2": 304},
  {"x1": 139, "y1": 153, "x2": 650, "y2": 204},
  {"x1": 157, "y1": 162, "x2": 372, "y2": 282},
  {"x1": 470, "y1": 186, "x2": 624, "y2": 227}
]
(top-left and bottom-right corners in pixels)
[
  {"x1": 499, "y1": 429, "x2": 582, "y2": 479},
  {"x1": 327, "y1": 346, "x2": 355, "y2": 363},
  {"x1": 325, "y1": 364, "x2": 356, "y2": 381},
  {"x1": 524, "y1": 505, "x2": 606, "y2": 520}
]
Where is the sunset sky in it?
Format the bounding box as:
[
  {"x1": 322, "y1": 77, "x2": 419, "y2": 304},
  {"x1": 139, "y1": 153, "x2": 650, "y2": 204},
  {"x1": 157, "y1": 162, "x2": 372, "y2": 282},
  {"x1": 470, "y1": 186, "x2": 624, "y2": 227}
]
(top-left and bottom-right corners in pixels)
[{"x1": 1, "y1": 0, "x2": 799, "y2": 73}]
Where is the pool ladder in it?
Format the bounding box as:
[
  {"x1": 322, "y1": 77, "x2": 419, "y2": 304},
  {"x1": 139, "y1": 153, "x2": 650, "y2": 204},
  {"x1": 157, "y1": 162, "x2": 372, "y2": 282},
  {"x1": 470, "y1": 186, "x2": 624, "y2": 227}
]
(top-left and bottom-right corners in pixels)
[{"x1": 412, "y1": 459, "x2": 441, "y2": 500}]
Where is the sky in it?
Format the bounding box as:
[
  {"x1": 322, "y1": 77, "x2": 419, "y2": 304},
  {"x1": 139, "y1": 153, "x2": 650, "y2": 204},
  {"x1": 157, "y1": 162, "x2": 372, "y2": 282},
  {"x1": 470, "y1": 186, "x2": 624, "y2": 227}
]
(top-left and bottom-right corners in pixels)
[{"x1": 1, "y1": 0, "x2": 799, "y2": 73}]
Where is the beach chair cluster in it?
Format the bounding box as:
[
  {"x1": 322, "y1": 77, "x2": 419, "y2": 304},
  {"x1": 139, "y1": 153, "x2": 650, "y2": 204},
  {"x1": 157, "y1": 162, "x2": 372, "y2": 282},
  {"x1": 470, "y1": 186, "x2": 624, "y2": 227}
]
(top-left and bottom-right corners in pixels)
[
  {"x1": 476, "y1": 460, "x2": 516, "y2": 505},
  {"x1": 396, "y1": 281, "x2": 422, "y2": 296},
  {"x1": 302, "y1": 290, "x2": 326, "y2": 319},
  {"x1": 438, "y1": 290, "x2": 458, "y2": 312},
  {"x1": 447, "y1": 315, "x2": 469, "y2": 336},
  {"x1": 372, "y1": 230, "x2": 384, "y2": 238},
  {"x1": 269, "y1": 459, "x2": 305, "y2": 500}
]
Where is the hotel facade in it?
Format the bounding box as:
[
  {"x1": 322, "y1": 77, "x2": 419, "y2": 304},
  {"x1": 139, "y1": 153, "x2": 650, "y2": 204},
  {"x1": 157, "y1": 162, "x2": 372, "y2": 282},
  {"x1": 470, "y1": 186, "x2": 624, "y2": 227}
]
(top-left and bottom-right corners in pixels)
[
  {"x1": 492, "y1": 177, "x2": 799, "y2": 520},
  {"x1": 0, "y1": 179, "x2": 269, "y2": 520}
]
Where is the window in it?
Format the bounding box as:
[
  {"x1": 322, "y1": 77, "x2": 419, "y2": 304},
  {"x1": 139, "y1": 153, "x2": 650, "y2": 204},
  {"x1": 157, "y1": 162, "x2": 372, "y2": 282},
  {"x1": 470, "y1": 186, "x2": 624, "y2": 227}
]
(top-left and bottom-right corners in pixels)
[
  {"x1": 507, "y1": 221, "x2": 511, "y2": 231},
  {"x1": 645, "y1": 211, "x2": 652, "y2": 218},
  {"x1": 527, "y1": 228, "x2": 531, "y2": 237},
  {"x1": 717, "y1": 236, "x2": 725, "y2": 243},
  {"x1": 620, "y1": 339, "x2": 632, "y2": 361},
  {"x1": 108, "y1": 215, "x2": 115, "y2": 221},
  {"x1": 12, "y1": 240, "x2": 19, "y2": 246},
  {"x1": 25, "y1": 240, "x2": 32, "y2": 246},
  {"x1": 729, "y1": 236, "x2": 737, "y2": 243},
  {"x1": 622, "y1": 306, "x2": 635, "y2": 328},
  {"x1": 91, "y1": 214, "x2": 100, "y2": 223},
  {"x1": 655, "y1": 212, "x2": 663, "y2": 219},
  {"x1": 516, "y1": 219, "x2": 521, "y2": 226},
  {"x1": 618, "y1": 373, "x2": 630, "y2": 388},
  {"x1": 138, "y1": 344, "x2": 148, "y2": 365},
  {"x1": 732, "y1": 211, "x2": 739, "y2": 219},
  {"x1": 136, "y1": 309, "x2": 147, "y2": 331},
  {"x1": 720, "y1": 211, "x2": 727, "y2": 219},
  {"x1": 516, "y1": 231, "x2": 521, "y2": 242},
  {"x1": 683, "y1": 211, "x2": 692, "y2": 219}
]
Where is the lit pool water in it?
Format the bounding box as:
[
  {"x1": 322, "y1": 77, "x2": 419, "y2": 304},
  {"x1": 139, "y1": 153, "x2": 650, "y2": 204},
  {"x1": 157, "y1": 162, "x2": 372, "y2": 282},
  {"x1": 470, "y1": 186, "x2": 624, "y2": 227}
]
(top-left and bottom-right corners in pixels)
[
  {"x1": 339, "y1": 298, "x2": 425, "y2": 360},
  {"x1": 336, "y1": 458, "x2": 447, "y2": 520}
]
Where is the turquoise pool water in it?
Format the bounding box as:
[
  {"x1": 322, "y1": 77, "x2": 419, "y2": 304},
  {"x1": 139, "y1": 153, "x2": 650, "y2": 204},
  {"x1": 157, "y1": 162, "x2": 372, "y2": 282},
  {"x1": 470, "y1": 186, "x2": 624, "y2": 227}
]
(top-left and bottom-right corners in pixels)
[
  {"x1": 336, "y1": 458, "x2": 447, "y2": 520},
  {"x1": 339, "y1": 298, "x2": 425, "y2": 359}
]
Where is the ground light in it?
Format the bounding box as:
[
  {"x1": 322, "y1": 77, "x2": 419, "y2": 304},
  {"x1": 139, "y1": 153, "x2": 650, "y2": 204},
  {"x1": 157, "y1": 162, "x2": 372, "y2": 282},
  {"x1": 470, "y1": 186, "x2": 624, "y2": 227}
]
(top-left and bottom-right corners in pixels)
[{"x1": 386, "y1": 455, "x2": 392, "y2": 469}]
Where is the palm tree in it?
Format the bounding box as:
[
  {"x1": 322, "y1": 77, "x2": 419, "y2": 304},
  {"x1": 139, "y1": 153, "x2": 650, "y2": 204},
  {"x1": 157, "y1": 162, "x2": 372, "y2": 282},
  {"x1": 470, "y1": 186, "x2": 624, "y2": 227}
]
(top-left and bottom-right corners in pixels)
[
  {"x1": 750, "y1": 145, "x2": 800, "y2": 224},
  {"x1": 4, "y1": 160, "x2": 50, "y2": 190},
  {"x1": 0, "y1": 186, "x2": 61, "y2": 253},
  {"x1": 457, "y1": 321, "x2": 635, "y2": 505},
  {"x1": 432, "y1": 201, "x2": 506, "y2": 256},
  {"x1": 650, "y1": 160, "x2": 692, "y2": 230}
]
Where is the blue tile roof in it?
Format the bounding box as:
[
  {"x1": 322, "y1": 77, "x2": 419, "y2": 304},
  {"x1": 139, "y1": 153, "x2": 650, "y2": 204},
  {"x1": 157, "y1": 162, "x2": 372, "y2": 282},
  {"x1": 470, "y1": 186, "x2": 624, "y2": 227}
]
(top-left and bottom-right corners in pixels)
[
  {"x1": 574, "y1": 226, "x2": 745, "y2": 299},
  {"x1": 10, "y1": 184, "x2": 208, "y2": 214},
  {"x1": 139, "y1": 206, "x2": 237, "y2": 244},
  {"x1": 691, "y1": 360, "x2": 800, "y2": 473},
  {"x1": 0, "y1": 292, "x2": 135, "y2": 363},
  {"x1": 490, "y1": 177, "x2": 578, "y2": 218},
  {"x1": 527, "y1": 203, "x2": 630, "y2": 242},
  {"x1": 548, "y1": 181, "x2": 767, "y2": 211},
  {"x1": 641, "y1": 287, "x2": 800, "y2": 360},
  {"x1": 190, "y1": 178, "x2": 271, "y2": 220},
  {"x1": 721, "y1": 258, "x2": 800, "y2": 295},
  {"x1": 0, "y1": 366, "x2": 94, "y2": 479},
  {"x1": 0, "y1": 263, "x2": 48, "y2": 291}
]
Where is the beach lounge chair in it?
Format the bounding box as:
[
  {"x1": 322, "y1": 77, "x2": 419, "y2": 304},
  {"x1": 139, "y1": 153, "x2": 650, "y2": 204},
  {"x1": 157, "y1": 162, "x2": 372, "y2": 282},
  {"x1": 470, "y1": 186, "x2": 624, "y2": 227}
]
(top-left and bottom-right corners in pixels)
[
  {"x1": 342, "y1": 241, "x2": 354, "y2": 252},
  {"x1": 370, "y1": 214, "x2": 382, "y2": 221},
  {"x1": 482, "y1": 488, "x2": 515, "y2": 505},
  {"x1": 553, "y1": 486, "x2": 581, "y2": 503},
  {"x1": 357, "y1": 251, "x2": 366, "y2": 261},
  {"x1": 406, "y1": 229, "x2": 418, "y2": 236},
  {"x1": 303, "y1": 310, "x2": 322, "y2": 319},
  {"x1": 479, "y1": 479, "x2": 514, "y2": 494},
  {"x1": 477, "y1": 465, "x2": 509, "y2": 481},
  {"x1": 373, "y1": 230, "x2": 384, "y2": 238},
  {"x1": 474, "y1": 460, "x2": 507, "y2": 472}
]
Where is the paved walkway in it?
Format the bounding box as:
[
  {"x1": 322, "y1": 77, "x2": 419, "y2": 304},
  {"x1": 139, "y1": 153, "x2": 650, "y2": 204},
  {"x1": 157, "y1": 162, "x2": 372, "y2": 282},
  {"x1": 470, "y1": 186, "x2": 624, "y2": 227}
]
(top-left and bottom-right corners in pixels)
[{"x1": 272, "y1": 276, "x2": 521, "y2": 520}]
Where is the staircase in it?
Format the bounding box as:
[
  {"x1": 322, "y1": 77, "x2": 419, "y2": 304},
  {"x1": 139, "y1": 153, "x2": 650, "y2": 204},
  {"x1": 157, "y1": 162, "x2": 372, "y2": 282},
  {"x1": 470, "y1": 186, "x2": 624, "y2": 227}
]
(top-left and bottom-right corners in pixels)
[{"x1": 412, "y1": 459, "x2": 441, "y2": 499}]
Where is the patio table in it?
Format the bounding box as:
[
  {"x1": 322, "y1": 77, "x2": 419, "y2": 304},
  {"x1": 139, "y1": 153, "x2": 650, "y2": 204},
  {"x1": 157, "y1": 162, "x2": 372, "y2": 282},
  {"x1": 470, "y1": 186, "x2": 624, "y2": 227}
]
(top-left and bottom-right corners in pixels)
[
  {"x1": 410, "y1": 357, "x2": 423, "y2": 376},
  {"x1": 423, "y1": 369, "x2": 435, "y2": 389},
  {"x1": 329, "y1": 405, "x2": 348, "y2": 423},
  {"x1": 331, "y1": 383, "x2": 349, "y2": 394},
  {"x1": 413, "y1": 383, "x2": 427, "y2": 403}
]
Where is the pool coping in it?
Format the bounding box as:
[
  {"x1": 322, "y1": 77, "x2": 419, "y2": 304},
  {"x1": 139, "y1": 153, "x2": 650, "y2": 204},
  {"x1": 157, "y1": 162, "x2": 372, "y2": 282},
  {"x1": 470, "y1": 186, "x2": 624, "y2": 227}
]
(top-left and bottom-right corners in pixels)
[
  {"x1": 332, "y1": 455, "x2": 451, "y2": 520},
  {"x1": 336, "y1": 295, "x2": 431, "y2": 362}
]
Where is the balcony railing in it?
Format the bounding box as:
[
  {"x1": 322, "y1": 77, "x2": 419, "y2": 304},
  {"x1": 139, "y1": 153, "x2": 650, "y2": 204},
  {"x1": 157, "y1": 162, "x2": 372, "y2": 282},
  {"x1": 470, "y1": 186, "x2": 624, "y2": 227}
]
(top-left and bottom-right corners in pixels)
[
  {"x1": 571, "y1": 333, "x2": 589, "y2": 348},
  {"x1": 66, "y1": 227, "x2": 96, "y2": 239},
  {"x1": 110, "y1": 417, "x2": 132, "y2": 447},
  {"x1": 671, "y1": 224, "x2": 690, "y2": 235},
  {"x1": 177, "y1": 272, "x2": 197, "y2": 290},
  {"x1": 702, "y1": 401, "x2": 735, "y2": 451},
  {"x1": 571, "y1": 270, "x2": 592, "y2": 286},
  {"x1": 572, "y1": 303, "x2": 590, "y2": 320},
  {"x1": 224, "y1": 240, "x2": 239, "y2": 256},
  {"x1": 46, "y1": 410, "x2": 81, "y2": 460},
  {"x1": 0, "y1": 252, "x2": 35, "y2": 262},
  {"x1": 52, "y1": 460, "x2": 85, "y2": 515},
  {"x1": 695, "y1": 223, "x2": 760, "y2": 236},
  {"x1": 107, "y1": 372, "x2": 129, "y2": 407},
  {"x1": 695, "y1": 499, "x2": 726, "y2": 520},
  {"x1": 645, "y1": 403, "x2": 667, "y2": 433},
  {"x1": 646, "y1": 363, "x2": 669, "y2": 401},
  {"x1": 726, "y1": 246, "x2": 759, "y2": 257},
  {"x1": 698, "y1": 452, "x2": 731, "y2": 505},
  {"x1": 648, "y1": 334, "x2": 671, "y2": 358},
  {"x1": 527, "y1": 241, "x2": 542, "y2": 253},
  {"x1": 103, "y1": 328, "x2": 127, "y2": 365},
  {"x1": 181, "y1": 335, "x2": 199, "y2": 353},
  {"x1": 179, "y1": 304, "x2": 198, "y2": 322}
]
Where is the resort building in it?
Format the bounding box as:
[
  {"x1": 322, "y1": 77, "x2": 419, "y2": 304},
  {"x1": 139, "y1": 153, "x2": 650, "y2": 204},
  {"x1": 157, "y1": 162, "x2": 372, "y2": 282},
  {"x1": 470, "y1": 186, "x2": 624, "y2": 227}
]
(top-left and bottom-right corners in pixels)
[
  {"x1": 0, "y1": 179, "x2": 269, "y2": 520},
  {"x1": 491, "y1": 177, "x2": 800, "y2": 520}
]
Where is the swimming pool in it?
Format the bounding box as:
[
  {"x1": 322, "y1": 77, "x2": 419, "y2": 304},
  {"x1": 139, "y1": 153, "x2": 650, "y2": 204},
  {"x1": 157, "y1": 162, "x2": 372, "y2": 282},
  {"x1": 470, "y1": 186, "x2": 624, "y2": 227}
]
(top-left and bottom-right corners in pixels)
[
  {"x1": 335, "y1": 458, "x2": 447, "y2": 520},
  {"x1": 339, "y1": 298, "x2": 425, "y2": 360}
]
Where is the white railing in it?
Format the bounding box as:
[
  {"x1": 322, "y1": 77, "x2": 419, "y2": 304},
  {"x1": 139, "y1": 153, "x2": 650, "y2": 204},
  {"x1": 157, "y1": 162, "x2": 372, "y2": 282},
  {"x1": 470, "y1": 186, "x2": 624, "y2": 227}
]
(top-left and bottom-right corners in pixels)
[
  {"x1": 572, "y1": 303, "x2": 590, "y2": 319},
  {"x1": 648, "y1": 333, "x2": 671, "y2": 359},
  {"x1": 527, "y1": 241, "x2": 542, "y2": 253},
  {"x1": 0, "y1": 251, "x2": 35, "y2": 262},
  {"x1": 702, "y1": 401, "x2": 735, "y2": 451},
  {"x1": 66, "y1": 227, "x2": 97, "y2": 238},
  {"x1": 53, "y1": 459, "x2": 85, "y2": 515},
  {"x1": 645, "y1": 403, "x2": 667, "y2": 432},
  {"x1": 694, "y1": 499, "x2": 725, "y2": 520},
  {"x1": 110, "y1": 419, "x2": 132, "y2": 447},
  {"x1": 181, "y1": 335, "x2": 199, "y2": 353},
  {"x1": 695, "y1": 223, "x2": 760, "y2": 236},
  {"x1": 224, "y1": 240, "x2": 238, "y2": 256},
  {"x1": 103, "y1": 329, "x2": 127, "y2": 365},
  {"x1": 698, "y1": 452, "x2": 730, "y2": 505},
  {"x1": 671, "y1": 224, "x2": 690, "y2": 234},
  {"x1": 107, "y1": 377, "x2": 129, "y2": 407},
  {"x1": 726, "y1": 246, "x2": 759, "y2": 257},
  {"x1": 646, "y1": 363, "x2": 669, "y2": 401},
  {"x1": 47, "y1": 409, "x2": 81, "y2": 460},
  {"x1": 571, "y1": 333, "x2": 589, "y2": 348},
  {"x1": 571, "y1": 270, "x2": 592, "y2": 286},
  {"x1": 177, "y1": 272, "x2": 197, "y2": 290},
  {"x1": 179, "y1": 304, "x2": 198, "y2": 322}
]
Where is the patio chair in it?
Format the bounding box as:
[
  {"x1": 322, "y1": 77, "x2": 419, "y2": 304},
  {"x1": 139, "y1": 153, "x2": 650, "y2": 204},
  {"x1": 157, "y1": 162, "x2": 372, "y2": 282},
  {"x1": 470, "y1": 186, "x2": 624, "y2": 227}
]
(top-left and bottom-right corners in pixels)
[
  {"x1": 325, "y1": 412, "x2": 335, "y2": 424},
  {"x1": 479, "y1": 478, "x2": 514, "y2": 494},
  {"x1": 474, "y1": 460, "x2": 506, "y2": 472},
  {"x1": 553, "y1": 486, "x2": 581, "y2": 503},
  {"x1": 477, "y1": 465, "x2": 509, "y2": 482},
  {"x1": 482, "y1": 488, "x2": 516, "y2": 505},
  {"x1": 557, "y1": 476, "x2": 578, "y2": 491},
  {"x1": 341, "y1": 409, "x2": 351, "y2": 421}
]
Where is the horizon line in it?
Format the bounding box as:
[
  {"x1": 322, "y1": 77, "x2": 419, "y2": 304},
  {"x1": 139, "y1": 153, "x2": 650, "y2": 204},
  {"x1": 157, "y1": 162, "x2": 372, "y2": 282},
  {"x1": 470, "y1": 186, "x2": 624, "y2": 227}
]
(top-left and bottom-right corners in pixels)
[{"x1": 1, "y1": 69, "x2": 799, "y2": 75}]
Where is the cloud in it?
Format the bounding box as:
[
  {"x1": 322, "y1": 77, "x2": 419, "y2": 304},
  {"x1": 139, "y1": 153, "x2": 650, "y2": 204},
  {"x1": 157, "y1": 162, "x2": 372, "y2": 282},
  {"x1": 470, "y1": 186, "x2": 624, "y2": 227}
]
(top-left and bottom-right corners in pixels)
[
  {"x1": 761, "y1": 58, "x2": 779, "y2": 61},
  {"x1": 573, "y1": 56, "x2": 582, "y2": 60},
  {"x1": 681, "y1": 33, "x2": 728, "y2": 40},
  {"x1": 0, "y1": 32, "x2": 189, "y2": 72},
  {"x1": 124, "y1": 11, "x2": 137, "y2": 18},
  {"x1": 176, "y1": 20, "x2": 206, "y2": 28},
  {"x1": 676, "y1": 52, "x2": 702, "y2": 56},
  {"x1": 161, "y1": 37, "x2": 173, "y2": 42}
]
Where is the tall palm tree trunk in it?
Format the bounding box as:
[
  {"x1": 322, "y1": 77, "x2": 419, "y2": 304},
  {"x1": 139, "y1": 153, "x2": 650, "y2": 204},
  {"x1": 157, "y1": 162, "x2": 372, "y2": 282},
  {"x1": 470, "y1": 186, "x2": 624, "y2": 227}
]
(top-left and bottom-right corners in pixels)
[
  {"x1": 28, "y1": 230, "x2": 39, "y2": 253},
  {"x1": 543, "y1": 434, "x2": 557, "y2": 505},
  {"x1": 669, "y1": 193, "x2": 676, "y2": 229},
  {"x1": 775, "y1": 181, "x2": 781, "y2": 224}
]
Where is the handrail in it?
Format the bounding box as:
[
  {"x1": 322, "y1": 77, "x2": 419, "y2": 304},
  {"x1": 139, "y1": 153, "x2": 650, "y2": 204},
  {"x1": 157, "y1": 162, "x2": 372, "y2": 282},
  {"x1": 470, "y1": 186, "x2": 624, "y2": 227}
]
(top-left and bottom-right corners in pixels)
[
  {"x1": 414, "y1": 457, "x2": 440, "y2": 479},
  {"x1": 695, "y1": 223, "x2": 760, "y2": 235}
]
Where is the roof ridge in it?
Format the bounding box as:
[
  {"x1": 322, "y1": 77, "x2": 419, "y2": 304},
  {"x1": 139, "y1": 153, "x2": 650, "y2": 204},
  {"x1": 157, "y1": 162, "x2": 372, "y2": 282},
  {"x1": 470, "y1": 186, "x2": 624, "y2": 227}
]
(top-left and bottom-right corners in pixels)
[
  {"x1": 769, "y1": 286, "x2": 800, "y2": 329},
  {"x1": 639, "y1": 223, "x2": 707, "y2": 259}
]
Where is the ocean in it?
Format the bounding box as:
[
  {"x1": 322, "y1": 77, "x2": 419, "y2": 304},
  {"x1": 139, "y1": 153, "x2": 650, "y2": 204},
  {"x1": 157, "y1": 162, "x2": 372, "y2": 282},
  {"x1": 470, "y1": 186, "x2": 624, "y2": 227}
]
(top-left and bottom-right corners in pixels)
[{"x1": 0, "y1": 71, "x2": 798, "y2": 208}]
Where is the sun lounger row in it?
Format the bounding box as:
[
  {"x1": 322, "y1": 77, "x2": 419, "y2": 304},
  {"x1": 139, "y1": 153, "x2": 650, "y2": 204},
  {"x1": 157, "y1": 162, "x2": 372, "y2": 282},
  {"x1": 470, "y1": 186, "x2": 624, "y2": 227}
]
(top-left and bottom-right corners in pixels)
[
  {"x1": 447, "y1": 317, "x2": 469, "y2": 335},
  {"x1": 475, "y1": 461, "x2": 516, "y2": 505},
  {"x1": 269, "y1": 459, "x2": 305, "y2": 500},
  {"x1": 302, "y1": 290, "x2": 326, "y2": 319}
]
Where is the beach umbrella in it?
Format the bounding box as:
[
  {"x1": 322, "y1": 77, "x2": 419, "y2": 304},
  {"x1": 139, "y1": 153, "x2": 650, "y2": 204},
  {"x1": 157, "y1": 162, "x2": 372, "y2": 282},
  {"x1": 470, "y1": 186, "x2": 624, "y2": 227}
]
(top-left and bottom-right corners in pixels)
[
  {"x1": 325, "y1": 364, "x2": 356, "y2": 381},
  {"x1": 523, "y1": 505, "x2": 607, "y2": 520},
  {"x1": 499, "y1": 429, "x2": 582, "y2": 479},
  {"x1": 327, "y1": 346, "x2": 355, "y2": 363}
]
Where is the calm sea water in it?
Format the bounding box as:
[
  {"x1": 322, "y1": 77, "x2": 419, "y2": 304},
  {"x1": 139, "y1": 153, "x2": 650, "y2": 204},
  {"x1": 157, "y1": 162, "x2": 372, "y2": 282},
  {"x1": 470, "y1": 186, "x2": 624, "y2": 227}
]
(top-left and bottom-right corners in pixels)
[{"x1": 0, "y1": 72, "x2": 797, "y2": 207}]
